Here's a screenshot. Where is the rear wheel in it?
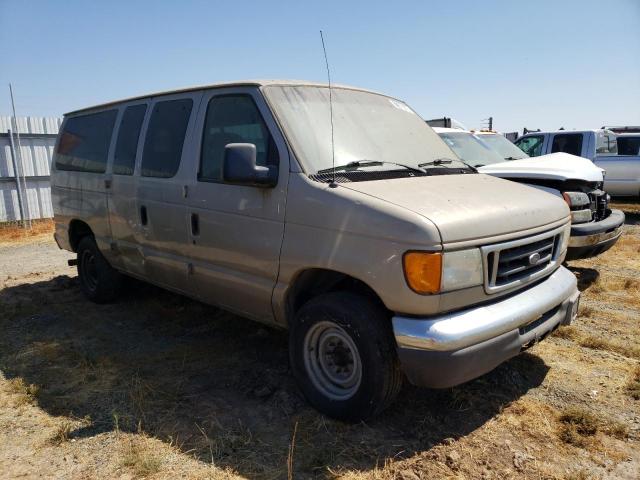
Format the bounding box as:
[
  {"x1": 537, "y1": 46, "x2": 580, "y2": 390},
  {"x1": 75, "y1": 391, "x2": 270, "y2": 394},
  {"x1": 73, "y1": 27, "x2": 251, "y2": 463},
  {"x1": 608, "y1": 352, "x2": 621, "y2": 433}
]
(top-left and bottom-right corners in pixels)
[
  {"x1": 77, "y1": 236, "x2": 121, "y2": 303},
  {"x1": 289, "y1": 292, "x2": 403, "y2": 421}
]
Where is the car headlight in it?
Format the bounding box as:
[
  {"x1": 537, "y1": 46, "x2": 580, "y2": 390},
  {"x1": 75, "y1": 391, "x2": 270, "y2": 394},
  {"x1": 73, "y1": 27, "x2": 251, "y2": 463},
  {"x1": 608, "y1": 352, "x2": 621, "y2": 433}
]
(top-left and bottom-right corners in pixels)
[
  {"x1": 570, "y1": 209, "x2": 593, "y2": 224},
  {"x1": 403, "y1": 249, "x2": 483, "y2": 294},
  {"x1": 562, "y1": 191, "x2": 590, "y2": 207},
  {"x1": 562, "y1": 192, "x2": 592, "y2": 224}
]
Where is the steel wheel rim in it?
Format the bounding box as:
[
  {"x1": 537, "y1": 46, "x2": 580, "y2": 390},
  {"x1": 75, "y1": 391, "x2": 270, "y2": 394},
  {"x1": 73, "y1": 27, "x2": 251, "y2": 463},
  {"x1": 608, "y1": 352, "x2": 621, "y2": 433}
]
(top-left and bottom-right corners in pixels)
[
  {"x1": 303, "y1": 321, "x2": 362, "y2": 401},
  {"x1": 80, "y1": 250, "x2": 98, "y2": 292}
]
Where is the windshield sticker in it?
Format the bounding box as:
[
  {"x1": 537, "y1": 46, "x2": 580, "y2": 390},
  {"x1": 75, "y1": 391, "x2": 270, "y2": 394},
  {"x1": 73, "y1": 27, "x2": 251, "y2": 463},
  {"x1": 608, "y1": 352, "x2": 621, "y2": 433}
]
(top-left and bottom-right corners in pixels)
[{"x1": 388, "y1": 99, "x2": 413, "y2": 113}]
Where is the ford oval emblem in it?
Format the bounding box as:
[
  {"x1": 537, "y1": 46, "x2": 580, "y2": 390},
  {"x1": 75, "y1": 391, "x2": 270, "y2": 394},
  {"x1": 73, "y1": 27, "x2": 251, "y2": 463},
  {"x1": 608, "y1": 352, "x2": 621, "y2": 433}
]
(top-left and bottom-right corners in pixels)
[{"x1": 528, "y1": 252, "x2": 541, "y2": 266}]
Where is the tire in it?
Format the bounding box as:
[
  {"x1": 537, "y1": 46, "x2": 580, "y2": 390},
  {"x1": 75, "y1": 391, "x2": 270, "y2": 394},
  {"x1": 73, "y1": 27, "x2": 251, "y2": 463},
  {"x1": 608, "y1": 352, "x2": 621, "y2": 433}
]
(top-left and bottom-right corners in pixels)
[
  {"x1": 289, "y1": 292, "x2": 403, "y2": 421},
  {"x1": 76, "y1": 236, "x2": 121, "y2": 303}
]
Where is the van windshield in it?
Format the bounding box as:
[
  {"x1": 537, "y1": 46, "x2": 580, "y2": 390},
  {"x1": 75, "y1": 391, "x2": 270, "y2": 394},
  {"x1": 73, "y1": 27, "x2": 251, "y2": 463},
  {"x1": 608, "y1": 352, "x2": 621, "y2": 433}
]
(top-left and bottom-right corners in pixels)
[
  {"x1": 475, "y1": 133, "x2": 529, "y2": 160},
  {"x1": 263, "y1": 85, "x2": 455, "y2": 174},
  {"x1": 437, "y1": 131, "x2": 505, "y2": 167}
]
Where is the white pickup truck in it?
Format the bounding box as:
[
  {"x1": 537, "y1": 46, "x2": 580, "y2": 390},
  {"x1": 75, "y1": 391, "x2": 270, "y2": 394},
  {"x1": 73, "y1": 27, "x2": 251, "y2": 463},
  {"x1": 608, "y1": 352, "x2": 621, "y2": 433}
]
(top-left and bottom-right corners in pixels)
[
  {"x1": 514, "y1": 129, "x2": 640, "y2": 198},
  {"x1": 433, "y1": 127, "x2": 625, "y2": 260}
]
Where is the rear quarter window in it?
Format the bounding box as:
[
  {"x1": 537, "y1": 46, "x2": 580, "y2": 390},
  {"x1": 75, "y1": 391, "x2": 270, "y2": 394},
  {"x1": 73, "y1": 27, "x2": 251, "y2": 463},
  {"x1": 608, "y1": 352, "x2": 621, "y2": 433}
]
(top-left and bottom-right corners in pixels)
[
  {"x1": 141, "y1": 99, "x2": 193, "y2": 178},
  {"x1": 55, "y1": 110, "x2": 117, "y2": 173},
  {"x1": 113, "y1": 104, "x2": 147, "y2": 175}
]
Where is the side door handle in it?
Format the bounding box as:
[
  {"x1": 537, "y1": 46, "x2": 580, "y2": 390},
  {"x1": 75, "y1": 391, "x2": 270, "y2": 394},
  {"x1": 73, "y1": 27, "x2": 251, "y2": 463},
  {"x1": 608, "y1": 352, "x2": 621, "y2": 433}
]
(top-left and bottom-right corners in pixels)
[
  {"x1": 140, "y1": 205, "x2": 148, "y2": 226},
  {"x1": 190, "y1": 213, "x2": 199, "y2": 236}
]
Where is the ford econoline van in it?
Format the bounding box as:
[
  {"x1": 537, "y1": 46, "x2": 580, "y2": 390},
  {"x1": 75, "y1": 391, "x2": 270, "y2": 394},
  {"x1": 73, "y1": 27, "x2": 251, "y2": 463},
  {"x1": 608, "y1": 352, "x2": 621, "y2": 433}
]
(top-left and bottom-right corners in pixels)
[{"x1": 52, "y1": 81, "x2": 580, "y2": 420}]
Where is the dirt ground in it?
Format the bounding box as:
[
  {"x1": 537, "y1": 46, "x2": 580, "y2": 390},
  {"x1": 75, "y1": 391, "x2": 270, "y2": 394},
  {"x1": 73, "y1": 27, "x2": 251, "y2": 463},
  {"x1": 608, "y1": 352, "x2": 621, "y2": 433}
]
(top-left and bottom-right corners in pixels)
[{"x1": 1, "y1": 202, "x2": 639, "y2": 480}]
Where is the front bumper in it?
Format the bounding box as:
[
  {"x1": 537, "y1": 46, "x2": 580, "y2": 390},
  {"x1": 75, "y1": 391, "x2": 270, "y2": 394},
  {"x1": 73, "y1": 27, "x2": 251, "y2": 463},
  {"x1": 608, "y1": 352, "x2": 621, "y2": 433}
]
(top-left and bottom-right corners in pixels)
[
  {"x1": 566, "y1": 209, "x2": 625, "y2": 260},
  {"x1": 392, "y1": 266, "x2": 579, "y2": 388}
]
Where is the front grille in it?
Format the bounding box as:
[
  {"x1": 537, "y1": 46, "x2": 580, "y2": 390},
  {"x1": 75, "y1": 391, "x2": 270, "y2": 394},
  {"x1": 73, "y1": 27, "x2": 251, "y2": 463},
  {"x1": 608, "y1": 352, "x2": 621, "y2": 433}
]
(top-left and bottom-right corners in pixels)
[
  {"x1": 588, "y1": 189, "x2": 608, "y2": 221},
  {"x1": 482, "y1": 226, "x2": 564, "y2": 294}
]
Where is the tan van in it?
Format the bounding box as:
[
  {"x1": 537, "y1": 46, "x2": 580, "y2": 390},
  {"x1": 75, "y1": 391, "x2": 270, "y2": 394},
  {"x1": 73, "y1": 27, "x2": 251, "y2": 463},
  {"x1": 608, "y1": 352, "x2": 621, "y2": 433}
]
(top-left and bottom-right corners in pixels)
[{"x1": 52, "y1": 81, "x2": 580, "y2": 420}]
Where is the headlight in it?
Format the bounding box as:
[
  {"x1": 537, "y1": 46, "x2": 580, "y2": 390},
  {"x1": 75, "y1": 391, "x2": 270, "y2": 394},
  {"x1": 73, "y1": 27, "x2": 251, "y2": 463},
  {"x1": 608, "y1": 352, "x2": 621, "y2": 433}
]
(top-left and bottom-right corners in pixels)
[
  {"x1": 403, "y1": 249, "x2": 483, "y2": 294},
  {"x1": 562, "y1": 191, "x2": 590, "y2": 207},
  {"x1": 570, "y1": 209, "x2": 592, "y2": 223},
  {"x1": 562, "y1": 192, "x2": 592, "y2": 224}
]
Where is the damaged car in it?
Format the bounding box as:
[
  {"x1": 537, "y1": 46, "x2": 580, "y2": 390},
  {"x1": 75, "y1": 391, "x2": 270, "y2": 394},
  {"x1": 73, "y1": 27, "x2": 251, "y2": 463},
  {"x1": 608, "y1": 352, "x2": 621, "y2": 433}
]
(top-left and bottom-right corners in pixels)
[{"x1": 434, "y1": 127, "x2": 625, "y2": 260}]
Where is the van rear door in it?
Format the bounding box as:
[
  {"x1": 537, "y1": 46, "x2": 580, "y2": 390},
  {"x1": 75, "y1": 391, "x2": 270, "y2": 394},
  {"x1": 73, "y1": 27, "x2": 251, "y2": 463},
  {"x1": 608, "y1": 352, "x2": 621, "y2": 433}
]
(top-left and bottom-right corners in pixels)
[{"x1": 106, "y1": 102, "x2": 148, "y2": 276}]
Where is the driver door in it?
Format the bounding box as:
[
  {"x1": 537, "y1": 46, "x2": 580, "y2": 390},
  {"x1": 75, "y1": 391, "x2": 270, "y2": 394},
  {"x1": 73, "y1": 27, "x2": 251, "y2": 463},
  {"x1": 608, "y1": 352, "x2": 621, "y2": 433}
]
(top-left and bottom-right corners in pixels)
[{"x1": 184, "y1": 88, "x2": 290, "y2": 323}]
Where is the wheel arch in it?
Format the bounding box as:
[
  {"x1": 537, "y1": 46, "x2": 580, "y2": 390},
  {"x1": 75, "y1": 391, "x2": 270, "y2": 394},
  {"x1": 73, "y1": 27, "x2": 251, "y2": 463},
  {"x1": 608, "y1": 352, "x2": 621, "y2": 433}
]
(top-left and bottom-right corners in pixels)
[
  {"x1": 284, "y1": 268, "x2": 388, "y2": 327},
  {"x1": 68, "y1": 219, "x2": 94, "y2": 252}
]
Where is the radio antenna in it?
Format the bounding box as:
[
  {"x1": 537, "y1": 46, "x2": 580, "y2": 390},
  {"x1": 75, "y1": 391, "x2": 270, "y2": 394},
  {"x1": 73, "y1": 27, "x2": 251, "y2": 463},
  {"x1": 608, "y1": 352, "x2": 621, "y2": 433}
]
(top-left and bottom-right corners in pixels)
[{"x1": 320, "y1": 30, "x2": 337, "y2": 188}]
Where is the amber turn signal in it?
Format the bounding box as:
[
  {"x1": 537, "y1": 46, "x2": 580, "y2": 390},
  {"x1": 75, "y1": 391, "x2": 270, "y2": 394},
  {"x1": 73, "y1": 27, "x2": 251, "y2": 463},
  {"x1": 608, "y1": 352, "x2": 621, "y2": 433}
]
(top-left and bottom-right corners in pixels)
[{"x1": 403, "y1": 252, "x2": 442, "y2": 294}]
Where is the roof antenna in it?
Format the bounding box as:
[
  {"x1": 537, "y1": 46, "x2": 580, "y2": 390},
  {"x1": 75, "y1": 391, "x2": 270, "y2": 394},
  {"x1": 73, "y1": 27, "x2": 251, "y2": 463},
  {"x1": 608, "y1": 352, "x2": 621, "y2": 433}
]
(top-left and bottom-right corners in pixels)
[{"x1": 320, "y1": 30, "x2": 337, "y2": 188}]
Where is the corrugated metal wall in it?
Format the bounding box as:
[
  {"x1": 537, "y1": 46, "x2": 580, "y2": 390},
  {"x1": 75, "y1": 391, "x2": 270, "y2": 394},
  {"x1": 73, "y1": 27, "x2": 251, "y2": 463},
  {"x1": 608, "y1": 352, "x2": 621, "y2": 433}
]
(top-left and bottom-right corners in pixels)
[{"x1": 0, "y1": 116, "x2": 61, "y2": 222}]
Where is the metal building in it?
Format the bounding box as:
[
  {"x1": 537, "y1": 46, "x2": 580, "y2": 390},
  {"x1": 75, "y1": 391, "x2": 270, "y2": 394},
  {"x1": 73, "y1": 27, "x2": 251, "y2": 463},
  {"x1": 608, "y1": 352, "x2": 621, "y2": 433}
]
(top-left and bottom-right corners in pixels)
[{"x1": 0, "y1": 116, "x2": 61, "y2": 223}]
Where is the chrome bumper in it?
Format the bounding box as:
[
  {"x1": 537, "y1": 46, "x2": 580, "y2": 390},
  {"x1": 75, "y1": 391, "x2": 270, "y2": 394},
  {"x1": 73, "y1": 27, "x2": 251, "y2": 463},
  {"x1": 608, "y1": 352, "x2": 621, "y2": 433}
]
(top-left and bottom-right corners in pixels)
[
  {"x1": 393, "y1": 266, "x2": 579, "y2": 352},
  {"x1": 565, "y1": 209, "x2": 624, "y2": 260},
  {"x1": 568, "y1": 224, "x2": 623, "y2": 247},
  {"x1": 393, "y1": 266, "x2": 579, "y2": 388}
]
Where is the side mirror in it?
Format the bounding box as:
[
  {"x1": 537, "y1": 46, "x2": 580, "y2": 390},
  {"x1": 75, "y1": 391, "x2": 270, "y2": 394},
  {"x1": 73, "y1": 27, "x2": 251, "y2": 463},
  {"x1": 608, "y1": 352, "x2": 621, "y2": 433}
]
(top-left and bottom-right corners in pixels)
[{"x1": 222, "y1": 143, "x2": 277, "y2": 187}]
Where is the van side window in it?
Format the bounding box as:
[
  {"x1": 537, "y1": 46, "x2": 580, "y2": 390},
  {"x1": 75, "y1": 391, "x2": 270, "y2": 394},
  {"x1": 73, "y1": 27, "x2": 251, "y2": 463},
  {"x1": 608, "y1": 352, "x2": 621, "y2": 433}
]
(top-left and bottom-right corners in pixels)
[
  {"x1": 55, "y1": 110, "x2": 117, "y2": 173},
  {"x1": 551, "y1": 134, "x2": 583, "y2": 156},
  {"x1": 595, "y1": 132, "x2": 618, "y2": 155},
  {"x1": 141, "y1": 99, "x2": 193, "y2": 178},
  {"x1": 199, "y1": 95, "x2": 277, "y2": 182},
  {"x1": 515, "y1": 135, "x2": 544, "y2": 157},
  {"x1": 113, "y1": 104, "x2": 147, "y2": 175}
]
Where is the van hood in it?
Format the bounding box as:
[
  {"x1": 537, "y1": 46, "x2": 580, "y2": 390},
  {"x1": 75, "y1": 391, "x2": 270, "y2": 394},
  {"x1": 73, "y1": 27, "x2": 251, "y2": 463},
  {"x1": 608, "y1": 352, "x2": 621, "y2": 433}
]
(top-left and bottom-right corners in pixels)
[
  {"x1": 340, "y1": 174, "x2": 568, "y2": 244},
  {"x1": 478, "y1": 152, "x2": 604, "y2": 182}
]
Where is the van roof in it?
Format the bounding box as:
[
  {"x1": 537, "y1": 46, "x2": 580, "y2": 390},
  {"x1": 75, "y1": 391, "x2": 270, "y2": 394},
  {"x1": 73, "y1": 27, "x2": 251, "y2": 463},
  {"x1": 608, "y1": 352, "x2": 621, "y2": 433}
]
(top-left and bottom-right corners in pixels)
[
  {"x1": 65, "y1": 79, "x2": 384, "y2": 115},
  {"x1": 521, "y1": 129, "x2": 615, "y2": 136}
]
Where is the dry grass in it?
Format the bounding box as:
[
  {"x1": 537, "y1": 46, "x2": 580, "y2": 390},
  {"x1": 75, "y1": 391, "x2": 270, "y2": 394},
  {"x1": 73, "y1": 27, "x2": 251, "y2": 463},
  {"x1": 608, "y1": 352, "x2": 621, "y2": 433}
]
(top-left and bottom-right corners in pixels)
[
  {"x1": 558, "y1": 406, "x2": 630, "y2": 447},
  {"x1": 559, "y1": 407, "x2": 599, "y2": 436},
  {"x1": 579, "y1": 305, "x2": 594, "y2": 317},
  {"x1": 5, "y1": 377, "x2": 39, "y2": 405},
  {"x1": 602, "y1": 420, "x2": 629, "y2": 440},
  {"x1": 49, "y1": 421, "x2": 74, "y2": 445},
  {"x1": 578, "y1": 335, "x2": 640, "y2": 359},
  {"x1": 120, "y1": 437, "x2": 163, "y2": 478},
  {"x1": 626, "y1": 366, "x2": 640, "y2": 400},
  {"x1": 553, "y1": 319, "x2": 640, "y2": 360},
  {"x1": 0, "y1": 218, "x2": 54, "y2": 244},
  {"x1": 553, "y1": 325, "x2": 580, "y2": 340},
  {"x1": 558, "y1": 407, "x2": 599, "y2": 448},
  {"x1": 552, "y1": 325, "x2": 640, "y2": 359},
  {"x1": 564, "y1": 470, "x2": 593, "y2": 480}
]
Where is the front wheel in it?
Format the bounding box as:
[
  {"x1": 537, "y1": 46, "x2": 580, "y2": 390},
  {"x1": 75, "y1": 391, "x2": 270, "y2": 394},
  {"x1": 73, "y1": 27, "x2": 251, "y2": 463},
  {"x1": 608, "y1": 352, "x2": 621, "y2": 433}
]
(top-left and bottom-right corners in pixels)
[
  {"x1": 289, "y1": 292, "x2": 403, "y2": 421},
  {"x1": 76, "y1": 236, "x2": 122, "y2": 303}
]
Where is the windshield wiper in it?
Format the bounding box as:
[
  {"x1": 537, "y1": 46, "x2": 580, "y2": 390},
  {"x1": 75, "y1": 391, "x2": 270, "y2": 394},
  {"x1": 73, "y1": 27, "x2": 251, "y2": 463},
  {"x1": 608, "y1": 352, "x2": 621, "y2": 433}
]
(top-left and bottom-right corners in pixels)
[
  {"x1": 504, "y1": 156, "x2": 524, "y2": 161},
  {"x1": 317, "y1": 160, "x2": 425, "y2": 175},
  {"x1": 418, "y1": 158, "x2": 453, "y2": 167},
  {"x1": 419, "y1": 158, "x2": 478, "y2": 173}
]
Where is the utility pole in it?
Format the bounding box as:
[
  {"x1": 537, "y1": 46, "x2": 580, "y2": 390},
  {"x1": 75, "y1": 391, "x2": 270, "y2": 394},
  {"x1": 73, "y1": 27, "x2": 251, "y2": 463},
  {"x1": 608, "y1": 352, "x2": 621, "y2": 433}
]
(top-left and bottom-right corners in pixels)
[
  {"x1": 481, "y1": 116, "x2": 494, "y2": 131},
  {"x1": 9, "y1": 83, "x2": 31, "y2": 229}
]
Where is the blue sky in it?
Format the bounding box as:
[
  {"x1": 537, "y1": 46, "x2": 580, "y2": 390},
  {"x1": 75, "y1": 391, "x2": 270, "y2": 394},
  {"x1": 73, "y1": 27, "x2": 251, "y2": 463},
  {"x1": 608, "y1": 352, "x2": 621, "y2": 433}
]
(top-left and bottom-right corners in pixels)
[{"x1": 1, "y1": 0, "x2": 638, "y2": 133}]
